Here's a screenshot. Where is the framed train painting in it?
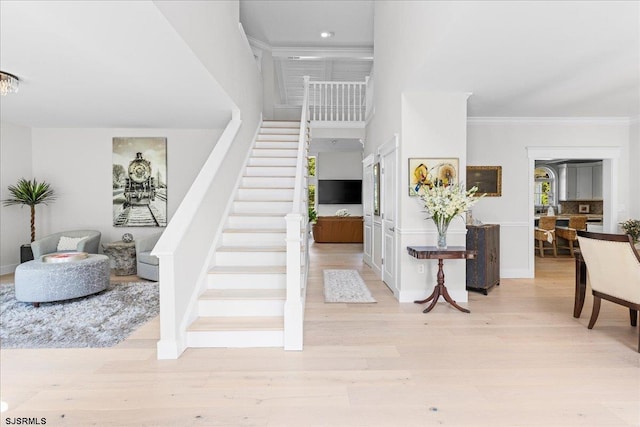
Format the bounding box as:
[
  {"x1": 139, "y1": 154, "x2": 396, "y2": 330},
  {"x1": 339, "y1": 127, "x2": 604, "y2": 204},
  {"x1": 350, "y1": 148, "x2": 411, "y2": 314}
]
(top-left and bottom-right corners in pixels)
[{"x1": 112, "y1": 137, "x2": 167, "y2": 227}]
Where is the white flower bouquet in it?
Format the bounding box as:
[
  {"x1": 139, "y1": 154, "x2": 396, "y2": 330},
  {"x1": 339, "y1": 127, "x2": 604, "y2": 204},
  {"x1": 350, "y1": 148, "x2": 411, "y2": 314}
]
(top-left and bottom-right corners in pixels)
[{"x1": 417, "y1": 183, "x2": 482, "y2": 247}]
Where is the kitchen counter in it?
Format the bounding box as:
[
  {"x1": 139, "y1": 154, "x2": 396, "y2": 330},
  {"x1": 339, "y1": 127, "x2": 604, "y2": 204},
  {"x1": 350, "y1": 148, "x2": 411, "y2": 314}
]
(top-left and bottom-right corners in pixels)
[{"x1": 535, "y1": 214, "x2": 602, "y2": 220}]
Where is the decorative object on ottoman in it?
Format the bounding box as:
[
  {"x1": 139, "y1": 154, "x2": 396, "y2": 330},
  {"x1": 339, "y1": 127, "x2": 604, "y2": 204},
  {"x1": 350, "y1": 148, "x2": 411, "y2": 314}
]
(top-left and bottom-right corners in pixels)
[
  {"x1": 122, "y1": 233, "x2": 134, "y2": 243},
  {"x1": 42, "y1": 252, "x2": 88, "y2": 263},
  {"x1": 14, "y1": 254, "x2": 110, "y2": 307},
  {"x1": 102, "y1": 241, "x2": 136, "y2": 276},
  {"x1": 30, "y1": 230, "x2": 101, "y2": 259},
  {"x1": 135, "y1": 232, "x2": 162, "y2": 281}
]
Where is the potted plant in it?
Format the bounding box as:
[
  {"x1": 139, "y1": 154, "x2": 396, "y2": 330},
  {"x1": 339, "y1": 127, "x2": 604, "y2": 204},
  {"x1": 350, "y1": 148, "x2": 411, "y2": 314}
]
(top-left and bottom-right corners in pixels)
[
  {"x1": 3, "y1": 178, "x2": 56, "y2": 261},
  {"x1": 619, "y1": 219, "x2": 640, "y2": 244},
  {"x1": 308, "y1": 206, "x2": 317, "y2": 224}
]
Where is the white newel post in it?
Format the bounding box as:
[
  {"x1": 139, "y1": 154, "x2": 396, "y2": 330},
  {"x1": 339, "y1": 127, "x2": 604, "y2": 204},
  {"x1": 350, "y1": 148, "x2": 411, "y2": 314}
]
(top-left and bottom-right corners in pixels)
[{"x1": 284, "y1": 213, "x2": 303, "y2": 350}]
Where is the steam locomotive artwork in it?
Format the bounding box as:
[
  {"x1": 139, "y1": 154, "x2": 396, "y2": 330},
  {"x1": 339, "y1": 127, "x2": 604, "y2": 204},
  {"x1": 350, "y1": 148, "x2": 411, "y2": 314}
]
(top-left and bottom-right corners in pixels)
[
  {"x1": 112, "y1": 137, "x2": 167, "y2": 227},
  {"x1": 124, "y1": 152, "x2": 156, "y2": 207}
]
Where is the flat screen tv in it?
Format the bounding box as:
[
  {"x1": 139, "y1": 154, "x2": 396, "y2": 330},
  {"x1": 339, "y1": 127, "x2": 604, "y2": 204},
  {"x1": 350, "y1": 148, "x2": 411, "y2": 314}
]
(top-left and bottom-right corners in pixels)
[{"x1": 318, "y1": 179, "x2": 362, "y2": 204}]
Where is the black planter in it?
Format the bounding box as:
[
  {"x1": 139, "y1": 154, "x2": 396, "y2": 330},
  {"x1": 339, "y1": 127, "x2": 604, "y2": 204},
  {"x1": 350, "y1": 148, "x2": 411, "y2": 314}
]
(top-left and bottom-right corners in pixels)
[{"x1": 20, "y1": 244, "x2": 34, "y2": 263}]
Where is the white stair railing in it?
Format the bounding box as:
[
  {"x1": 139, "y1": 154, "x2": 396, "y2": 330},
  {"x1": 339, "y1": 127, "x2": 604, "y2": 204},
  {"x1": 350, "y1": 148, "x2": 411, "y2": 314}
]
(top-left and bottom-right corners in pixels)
[
  {"x1": 284, "y1": 76, "x2": 311, "y2": 350},
  {"x1": 308, "y1": 80, "x2": 367, "y2": 122}
]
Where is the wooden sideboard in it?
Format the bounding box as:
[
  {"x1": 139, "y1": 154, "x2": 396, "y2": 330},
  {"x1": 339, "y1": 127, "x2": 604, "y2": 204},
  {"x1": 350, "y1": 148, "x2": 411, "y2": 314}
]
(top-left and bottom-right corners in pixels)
[
  {"x1": 312, "y1": 216, "x2": 363, "y2": 243},
  {"x1": 465, "y1": 224, "x2": 500, "y2": 294}
]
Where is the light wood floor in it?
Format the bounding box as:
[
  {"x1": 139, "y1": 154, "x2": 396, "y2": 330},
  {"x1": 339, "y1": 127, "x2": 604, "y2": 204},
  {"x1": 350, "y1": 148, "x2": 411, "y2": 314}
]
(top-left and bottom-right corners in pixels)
[{"x1": 1, "y1": 245, "x2": 639, "y2": 426}]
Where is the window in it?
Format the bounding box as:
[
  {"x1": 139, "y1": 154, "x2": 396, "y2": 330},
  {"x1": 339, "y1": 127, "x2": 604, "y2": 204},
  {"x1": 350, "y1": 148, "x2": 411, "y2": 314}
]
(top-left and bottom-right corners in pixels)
[
  {"x1": 534, "y1": 166, "x2": 556, "y2": 207},
  {"x1": 307, "y1": 156, "x2": 317, "y2": 210}
]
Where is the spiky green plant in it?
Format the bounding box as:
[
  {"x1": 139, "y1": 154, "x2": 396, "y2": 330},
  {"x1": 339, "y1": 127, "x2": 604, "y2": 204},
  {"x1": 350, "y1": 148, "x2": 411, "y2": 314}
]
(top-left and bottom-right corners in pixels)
[{"x1": 3, "y1": 178, "x2": 56, "y2": 242}]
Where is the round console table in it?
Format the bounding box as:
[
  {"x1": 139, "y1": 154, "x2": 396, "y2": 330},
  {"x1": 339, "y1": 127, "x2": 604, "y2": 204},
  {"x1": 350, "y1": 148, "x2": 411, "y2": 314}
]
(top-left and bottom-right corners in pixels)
[{"x1": 102, "y1": 241, "x2": 136, "y2": 276}]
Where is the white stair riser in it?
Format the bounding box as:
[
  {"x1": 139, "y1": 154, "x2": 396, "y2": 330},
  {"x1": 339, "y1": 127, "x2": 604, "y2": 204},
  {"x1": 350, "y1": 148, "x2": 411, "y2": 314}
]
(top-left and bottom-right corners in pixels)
[
  {"x1": 222, "y1": 232, "x2": 286, "y2": 246},
  {"x1": 256, "y1": 134, "x2": 298, "y2": 142},
  {"x1": 198, "y1": 299, "x2": 285, "y2": 317},
  {"x1": 248, "y1": 157, "x2": 297, "y2": 167},
  {"x1": 261, "y1": 121, "x2": 299, "y2": 128},
  {"x1": 237, "y1": 188, "x2": 293, "y2": 201},
  {"x1": 226, "y1": 216, "x2": 285, "y2": 229},
  {"x1": 255, "y1": 141, "x2": 299, "y2": 149},
  {"x1": 208, "y1": 273, "x2": 286, "y2": 289},
  {"x1": 245, "y1": 167, "x2": 296, "y2": 177},
  {"x1": 241, "y1": 177, "x2": 295, "y2": 188},
  {"x1": 186, "y1": 330, "x2": 283, "y2": 348},
  {"x1": 259, "y1": 127, "x2": 299, "y2": 135},
  {"x1": 252, "y1": 149, "x2": 298, "y2": 158},
  {"x1": 215, "y1": 251, "x2": 286, "y2": 266},
  {"x1": 233, "y1": 201, "x2": 292, "y2": 214}
]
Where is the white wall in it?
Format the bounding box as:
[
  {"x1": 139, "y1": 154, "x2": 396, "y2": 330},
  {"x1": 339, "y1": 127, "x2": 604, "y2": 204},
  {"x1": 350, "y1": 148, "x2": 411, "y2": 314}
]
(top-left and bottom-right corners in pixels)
[
  {"x1": 397, "y1": 92, "x2": 470, "y2": 303},
  {"x1": 28, "y1": 127, "x2": 223, "y2": 249},
  {"x1": 467, "y1": 118, "x2": 631, "y2": 277},
  {"x1": 0, "y1": 123, "x2": 33, "y2": 274},
  {"x1": 317, "y1": 151, "x2": 363, "y2": 216},
  {"x1": 630, "y1": 118, "x2": 640, "y2": 218}
]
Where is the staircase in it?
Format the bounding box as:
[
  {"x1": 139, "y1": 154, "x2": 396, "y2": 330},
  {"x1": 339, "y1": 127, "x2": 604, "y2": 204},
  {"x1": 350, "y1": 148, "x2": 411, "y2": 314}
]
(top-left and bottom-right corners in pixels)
[{"x1": 185, "y1": 120, "x2": 301, "y2": 348}]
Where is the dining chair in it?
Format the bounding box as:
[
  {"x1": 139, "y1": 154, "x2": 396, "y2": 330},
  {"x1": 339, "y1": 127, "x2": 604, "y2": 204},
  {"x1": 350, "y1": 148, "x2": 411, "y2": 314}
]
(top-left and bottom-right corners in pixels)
[
  {"x1": 534, "y1": 216, "x2": 557, "y2": 257},
  {"x1": 556, "y1": 215, "x2": 588, "y2": 257},
  {"x1": 577, "y1": 230, "x2": 640, "y2": 352}
]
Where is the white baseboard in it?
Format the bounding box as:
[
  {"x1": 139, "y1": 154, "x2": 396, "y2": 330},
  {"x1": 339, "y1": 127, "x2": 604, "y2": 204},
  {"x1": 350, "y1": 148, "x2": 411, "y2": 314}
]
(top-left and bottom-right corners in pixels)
[
  {"x1": 0, "y1": 263, "x2": 18, "y2": 276},
  {"x1": 501, "y1": 269, "x2": 534, "y2": 279}
]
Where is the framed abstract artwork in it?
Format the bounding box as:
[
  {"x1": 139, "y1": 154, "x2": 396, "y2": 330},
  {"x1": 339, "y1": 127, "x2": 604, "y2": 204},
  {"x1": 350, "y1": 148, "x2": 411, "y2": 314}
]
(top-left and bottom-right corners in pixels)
[
  {"x1": 466, "y1": 166, "x2": 502, "y2": 197},
  {"x1": 408, "y1": 157, "x2": 459, "y2": 196}
]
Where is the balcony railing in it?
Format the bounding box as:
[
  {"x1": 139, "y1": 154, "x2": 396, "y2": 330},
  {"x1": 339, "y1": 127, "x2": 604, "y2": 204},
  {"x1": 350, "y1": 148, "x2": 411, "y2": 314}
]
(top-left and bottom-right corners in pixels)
[{"x1": 308, "y1": 80, "x2": 367, "y2": 123}]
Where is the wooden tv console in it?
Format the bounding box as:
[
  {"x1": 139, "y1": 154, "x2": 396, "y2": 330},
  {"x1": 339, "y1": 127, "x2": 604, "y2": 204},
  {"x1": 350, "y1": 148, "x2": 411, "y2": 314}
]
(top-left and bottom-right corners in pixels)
[{"x1": 312, "y1": 216, "x2": 364, "y2": 243}]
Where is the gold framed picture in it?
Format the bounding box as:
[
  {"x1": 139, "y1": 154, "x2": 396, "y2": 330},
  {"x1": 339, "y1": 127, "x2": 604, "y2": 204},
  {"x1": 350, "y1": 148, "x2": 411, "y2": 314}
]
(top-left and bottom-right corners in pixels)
[
  {"x1": 409, "y1": 157, "x2": 459, "y2": 196},
  {"x1": 466, "y1": 166, "x2": 502, "y2": 197}
]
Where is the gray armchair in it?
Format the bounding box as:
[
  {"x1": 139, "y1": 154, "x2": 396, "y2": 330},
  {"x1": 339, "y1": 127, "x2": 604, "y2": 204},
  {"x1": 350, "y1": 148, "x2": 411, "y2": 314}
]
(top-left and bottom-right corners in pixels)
[
  {"x1": 31, "y1": 230, "x2": 101, "y2": 259},
  {"x1": 135, "y1": 232, "x2": 162, "y2": 281}
]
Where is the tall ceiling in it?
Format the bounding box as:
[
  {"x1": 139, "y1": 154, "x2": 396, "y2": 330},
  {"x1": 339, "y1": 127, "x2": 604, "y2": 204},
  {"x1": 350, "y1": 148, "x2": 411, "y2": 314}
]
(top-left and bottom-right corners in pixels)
[
  {"x1": 241, "y1": 0, "x2": 639, "y2": 118},
  {"x1": 0, "y1": 1, "x2": 637, "y2": 129},
  {"x1": 0, "y1": 1, "x2": 233, "y2": 129},
  {"x1": 240, "y1": 0, "x2": 374, "y2": 108}
]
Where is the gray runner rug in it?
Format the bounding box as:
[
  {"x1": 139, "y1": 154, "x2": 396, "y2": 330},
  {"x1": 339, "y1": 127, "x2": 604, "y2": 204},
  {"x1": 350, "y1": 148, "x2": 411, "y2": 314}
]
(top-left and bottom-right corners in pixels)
[
  {"x1": 323, "y1": 269, "x2": 376, "y2": 303},
  {"x1": 0, "y1": 281, "x2": 159, "y2": 348}
]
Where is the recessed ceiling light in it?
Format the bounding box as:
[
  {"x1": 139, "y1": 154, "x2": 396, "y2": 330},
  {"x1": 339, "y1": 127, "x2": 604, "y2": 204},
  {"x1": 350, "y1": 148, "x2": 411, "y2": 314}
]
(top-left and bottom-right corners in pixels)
[{"x1": 320, "y1": 31, "x2": 334, "y2": 38}]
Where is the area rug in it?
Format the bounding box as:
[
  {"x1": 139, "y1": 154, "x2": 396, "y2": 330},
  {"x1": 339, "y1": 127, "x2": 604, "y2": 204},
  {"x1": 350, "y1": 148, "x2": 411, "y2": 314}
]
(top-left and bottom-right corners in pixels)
[
  {"x1": 323, "y1": 269, "x2": 376, "y2": 303},
  {"x1": 0, "y1": 282, "x2": 159, "y2": 349}
]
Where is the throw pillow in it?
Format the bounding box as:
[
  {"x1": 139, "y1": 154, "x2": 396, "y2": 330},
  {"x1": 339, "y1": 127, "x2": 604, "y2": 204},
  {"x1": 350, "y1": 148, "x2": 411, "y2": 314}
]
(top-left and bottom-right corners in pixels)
[{"x1": 57, "y1": 236, "x2": 87, "y2": 252}]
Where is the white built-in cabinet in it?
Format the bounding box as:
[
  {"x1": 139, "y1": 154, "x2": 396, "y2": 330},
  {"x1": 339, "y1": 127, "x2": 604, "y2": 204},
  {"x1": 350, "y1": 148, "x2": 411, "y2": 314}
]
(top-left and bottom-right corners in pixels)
[
  {"x1": 558, "y1": 162, "x2": 602, "y2": 201},
  {"x1": 592, "y1": 163, "x2": 603, "y2": 199}
]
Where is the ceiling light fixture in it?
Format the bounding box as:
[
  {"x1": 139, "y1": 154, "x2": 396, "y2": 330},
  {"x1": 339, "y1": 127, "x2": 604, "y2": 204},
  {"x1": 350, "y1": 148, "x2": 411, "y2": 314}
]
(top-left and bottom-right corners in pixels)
[
  {"x1": 0, "y1": 71, "x2": 19, "y2": 96},
  {"x1": 320, "y1": 31, "x2": 334, "y2": 38}
]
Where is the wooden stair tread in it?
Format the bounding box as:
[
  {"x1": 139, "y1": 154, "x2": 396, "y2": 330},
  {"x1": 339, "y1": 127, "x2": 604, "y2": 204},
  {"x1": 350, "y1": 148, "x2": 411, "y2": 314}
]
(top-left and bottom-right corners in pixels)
[
  {"x1": 223, "y1": 228, "x2": 286, "y2": 233},
  {"x1": 228, "y1": 212, "x2": 285, "y2": 217},
  {"x1": 200, "y1": 289, "x2": 286, "y2": 300},
  {"x1": 239, "y1": 187, "x2": 294, "y2": 190},
  {"x1": 188, "y1": 316, "x2": 283, "y2": 331},
  {"x1": 235, "y1": 200, "x2": 293, "y2": 204},
  {"x1": 209, "y1": 266, "x2": 286, "y2": 274},
  {"x1": 217, "y1": 245, "x2": 286, "y2": 252}
]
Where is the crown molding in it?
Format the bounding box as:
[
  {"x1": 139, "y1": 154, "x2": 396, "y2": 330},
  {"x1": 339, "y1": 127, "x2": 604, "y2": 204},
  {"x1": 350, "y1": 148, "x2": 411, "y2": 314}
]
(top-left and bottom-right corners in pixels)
[
  {"x1": 246, "y1": 36, "x2": 272, "y2": 52},
  {"x1": 271, "y1": 46, "x2": 373, "y2": 60},
  {"x1": 467, "y1": 116, "x2": 633, "y2": 125}
]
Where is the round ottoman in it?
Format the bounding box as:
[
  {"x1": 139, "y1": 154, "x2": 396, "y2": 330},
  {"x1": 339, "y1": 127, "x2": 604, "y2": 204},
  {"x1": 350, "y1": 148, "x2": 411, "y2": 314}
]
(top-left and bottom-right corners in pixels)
[{"x1": 15, "y1": 254, "x2": 110, "y2": 307}]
